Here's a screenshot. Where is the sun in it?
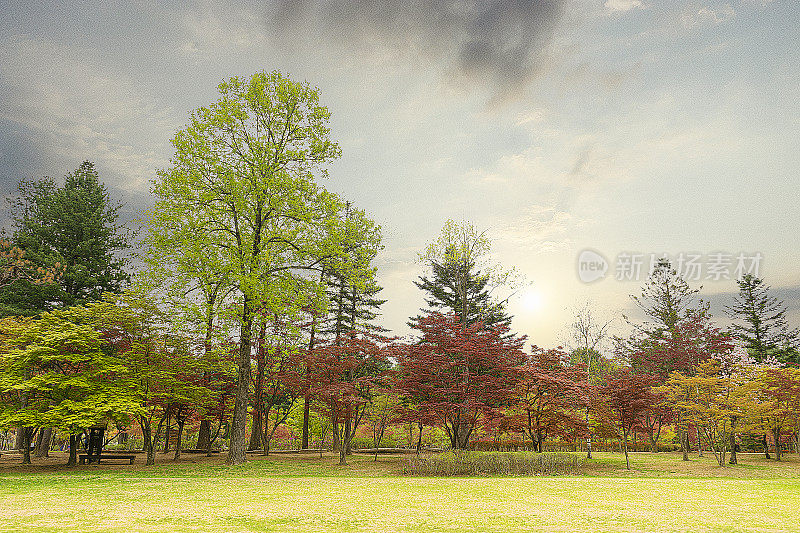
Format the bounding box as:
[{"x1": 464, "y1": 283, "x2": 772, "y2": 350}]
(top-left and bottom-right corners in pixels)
[{"x1": 521, "y1": 288, "x2": 544, "y2": 313}]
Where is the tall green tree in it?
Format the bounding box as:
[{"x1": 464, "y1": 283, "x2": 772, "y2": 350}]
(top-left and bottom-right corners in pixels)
[
  {"x1": 8, "y1": 162, "x2": 129, "y2": 308},
  {"x1": 150, "y1": 70, "x2": 363, "y2": 465},
  {"x1": 726, "y1": 274, "x2": 800, "y2": 364}
]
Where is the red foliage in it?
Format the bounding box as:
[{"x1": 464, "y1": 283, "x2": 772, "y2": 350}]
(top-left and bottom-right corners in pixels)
[
  {"x1": 307, "y1": 328, "x2": 393, "y2": 460},
  {"x1": 601, "y1": 368, "x2": 659, "y2": 467},
  {"x1": 503, "y1": 346, "x2": 588, "y2": 451},
  {"x1": 395, "y1": 312, "x2": 525, "y2": 449},
  {"x1": 629, "y1": 311, "x2": 734, "y2": 380}
]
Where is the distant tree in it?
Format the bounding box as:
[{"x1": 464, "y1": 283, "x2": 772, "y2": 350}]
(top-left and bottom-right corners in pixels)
[
  {"x1": 629, "y1": 258, "x2": 703, "y2": 338},
  {"x1": 505, "y1": 347, "x2": 587, "y2": 452},
  {"x1": 566, "y1": 301, "x2": 613, "y2": 458},
  {"x1": 619, "y1": 258, "x2": 708, "y2": 458},
  {"x1": 0, "y1": 304, "x2": 139, "y2": 465},
  {"x1": 602, "y1": 369, "x2": 656, "y2": 470},
  {"x1": 412, "y1": 220, "x2": 519, "y2": 329},
  {"x1": 364, "y1": 391, "x2": 402, "y2": 461},
  {"x1": 658, "y1": 359, "x2": 741, "y2": 466},
  {"x1": 726, "y1": 274, "x2": 800, "y2": 364},
  {"x1": 397, "y1": 312, "x2": 524, "y2": 450},
  {"x1": 9, "y1": 162, "x2": 129, "y2": 307},
  {"x1": 755, "y1": 366, "x2": 800, "y2": 461}
]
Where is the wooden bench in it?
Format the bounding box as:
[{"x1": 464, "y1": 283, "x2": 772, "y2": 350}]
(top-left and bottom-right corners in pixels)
[{"x1": 79, "y1": 454, "x2": 135, "y2": 465}]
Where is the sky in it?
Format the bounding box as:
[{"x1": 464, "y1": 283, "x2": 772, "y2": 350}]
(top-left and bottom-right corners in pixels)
[{"x1": 1, "y1": 0, "x2": 798, "y2": 347}]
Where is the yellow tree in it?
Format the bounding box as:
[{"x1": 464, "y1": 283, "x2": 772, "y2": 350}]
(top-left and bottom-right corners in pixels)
[
  {"x1": 659, "y1": 359, "x2": 748, "y2": 466},
  {"x1": 755, "y1": 366, "x2": 800, "y2": 461}
]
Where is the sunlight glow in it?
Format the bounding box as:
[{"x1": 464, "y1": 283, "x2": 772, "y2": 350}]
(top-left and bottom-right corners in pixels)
[{"x1": 521, "y1": 288, "x2": 544, "y2": 313}]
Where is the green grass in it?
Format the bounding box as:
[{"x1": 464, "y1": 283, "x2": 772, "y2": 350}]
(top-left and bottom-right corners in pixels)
[{"x1": 1, "y1": 452, "x2": 799, "y2": 532}]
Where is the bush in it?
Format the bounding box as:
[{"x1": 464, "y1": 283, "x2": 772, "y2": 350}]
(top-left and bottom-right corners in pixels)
[{"x1": 403, "y1": 451, "x2": 583, "y2": 477}]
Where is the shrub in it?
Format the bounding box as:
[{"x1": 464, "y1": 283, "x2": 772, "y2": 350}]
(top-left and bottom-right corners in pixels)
[{"x1": 403, "y1": 451, "x2": 583, "y2": 477}]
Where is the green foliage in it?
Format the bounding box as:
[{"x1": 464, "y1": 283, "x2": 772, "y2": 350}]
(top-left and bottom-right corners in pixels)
[
  {"x1": 413, "y1": 219, "x2": 518, "y2": 329},
  {"x1": 726, "y1": 274, "x2": 800, "y2": 364},
  {"x1": 9, "y1": 162, "x2": 129, "y2": 307},
  {"x1": 630, "y1": 258, "x2": 703, "y2": 338},
  {"x1": 0, "y1": 305, "x2": 138, "y2": 433}
]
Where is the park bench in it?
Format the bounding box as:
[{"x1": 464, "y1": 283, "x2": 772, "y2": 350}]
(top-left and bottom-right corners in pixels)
[{"x1": 79, "y1": 453, "x2": 135, "y2": 465}]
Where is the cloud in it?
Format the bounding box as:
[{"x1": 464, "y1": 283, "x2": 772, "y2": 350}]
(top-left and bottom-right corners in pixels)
[
  {"x1": 493, "y1": 204, "x2": 584, "y2": 253},
  {"x1": 680, "y1": 3, "x2": 736, "y2": 29},
  {"x1": 0, "y1": 36, "x2": 179, "y2": 196},
  {"x1": 604, "y1": 0, "x2": 644, "y2": 13},
  {"x1": 263, "y1": 0, "x2": 566, "y2": 101}
]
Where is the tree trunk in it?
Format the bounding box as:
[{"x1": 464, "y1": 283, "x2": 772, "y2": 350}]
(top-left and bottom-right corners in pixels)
[
  {"x1": 303, "y1": 312, "x2": 317, "y2": 450},
  {"x1": 35, "y1": 427, "x2": 52, "y2": 458},
  {"x1": 197, "y1": 419, "x2": 211, "y2": 451},
  {"x1": 302, "y1": 393, "x2": 311, "y2": 449},
  {"x1": 586, "y1": 410, "x2": 592, "y2": 459},
  {"x1": 249, "y1": 407, "x2": 263, "y2": 451},
  {"x1": 773, "y1": 427, "x2": 782, "y2": 461},
  {"x1": 163, "y1": 409, "x2": 171, "y2": 453},
  {"x1": 332, "y1": 415, "x2": 339, "y2": 452},
  {"x1": 416, "y1": 423, "x2": 423, "y2": 455},
  {"x1": 67, "y1": 434, "x2": 78, "y2": 466},
  {"x1": 140, "y1": 417, "x2": 155, "y2": 466},
  {"x1": 622, "y1": 428, "x2": 630, "y2": 470},
  {"x1": 681, "y1": 429, "x2": 689, "y2": 461},
  {"x1": 249, "y1": 324, "x2": 266, "y2": 451},
  {"x1": 338, "y1": 423, "x2": 348, "y2": 465},
  {"x1": 173, "y1": 413, "x2": 185, "y2": 460},
  {"x1": 14, "y1": 427, "x2": 25, "y2": 451},
  {"x1": 344, "y1": 416, "x2": 352, "y2": 456},
  {"x1": 227, "y1": 299, "x2": 253, "y2": 466},
  {"x1": 21, "y1": 427, "x2": 32, "y2": 465},
  {"x1": 729, "y1": 429, "x2": 737, "y2": 465},
  {"x1": 763, "y1": 433, "x2": 771, "y2": 459}
]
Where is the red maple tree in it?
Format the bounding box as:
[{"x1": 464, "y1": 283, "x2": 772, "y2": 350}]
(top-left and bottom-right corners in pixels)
[
  {"x1": 396, "y1": 312, "x2": 525, "y2": 450},
  {"x1": 503, "y1": 346, "x2": 588, "y2": 452}
]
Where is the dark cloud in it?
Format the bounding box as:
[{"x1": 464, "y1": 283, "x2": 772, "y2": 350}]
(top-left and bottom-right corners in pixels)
[{"x1": 266, "y1": 0, "x2": 565, "y2": 99}]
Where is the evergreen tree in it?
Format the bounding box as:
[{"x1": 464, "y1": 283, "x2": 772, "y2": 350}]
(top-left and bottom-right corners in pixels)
[
  {"x1": 411, "y1": 220, "x2": 517, "y2": 331},
  {"x1": 726, "y1": 274, "x2": 800, "y2": 363},
  {"x1": 8, "y1": 161, "x2": 129, "y2": 309},
  {"x1": 412, "y1": 253, "x2": 512, "y2": 329},
  {"x1": 630, "y1": 257, "x2": 703, "y2": 339}
]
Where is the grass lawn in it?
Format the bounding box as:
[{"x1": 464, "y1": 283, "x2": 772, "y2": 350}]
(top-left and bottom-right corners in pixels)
[{"x1": 1, "y1": 451, "x2": 799, "y2": 532}]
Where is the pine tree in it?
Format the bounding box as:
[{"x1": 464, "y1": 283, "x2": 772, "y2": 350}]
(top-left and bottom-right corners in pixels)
[
  {"x1": 630, "y1": 257, "x2": 703, "y2": 338},
  {"x1": 8, "y1": 161, "x2": 129, "y2": 308},
  {"x1": 726, "y1": 274, "x2": 800, "y2": 364},
  {"x1": 412, "y1": 253, "x2": 512, "y2": 329}
]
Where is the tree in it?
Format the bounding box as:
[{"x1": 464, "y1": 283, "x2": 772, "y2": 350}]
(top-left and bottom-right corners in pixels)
[
  {"x1": 151, "y1": 71, "x2": 361, "y2": 465},
  {"x1": 756, "y1": 366, "x2": 800, "y2": 461},
  {"x1": 397, "y1": 312, "x2": 524, "y2": 450},
  {"x1": 726, "y1": 274, "x2": 800, "y2": 364},
  {"x1": 0, "y1": 239, "x2": 63, "y2": 319},
  {"x1": 310, "y1": 329, "x2": 392, "y2": 464},
  {"x1": 602, "y1": 368, "x2": 656, "y2": 470},
  {"x1": 412, "y1": 220, "x2": 519, "y2": 329},
  {"x1": 566, "y1": 301, "x2": 613, "y2": 458},
  {"x1": 0, "y1": 304, "x2": 139, "y2": 465},
  {"x1": 658, "y1": 359, "x2": 742, "y2": 466},
  {"x1": 629, "y1": 258, "x2": 703, "y2": 339},
  {"x1": 364, "y1": 391, "x2": 402, "y2": 461},
  {"x1": 505, "y1": 347, "x2": 587, "y2": 452},
  {"x1": 9, "y1": 161, "x2": 129, "y2": 307},
  {"x1": 619, "y1": 258, "x2": 707, "y2": 458}
]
